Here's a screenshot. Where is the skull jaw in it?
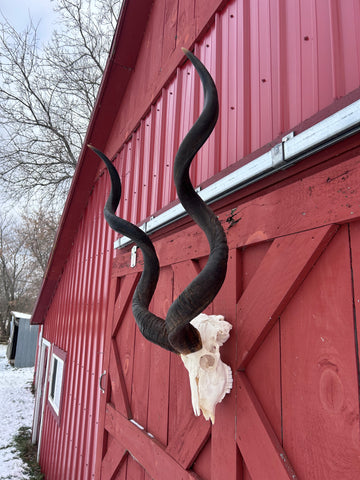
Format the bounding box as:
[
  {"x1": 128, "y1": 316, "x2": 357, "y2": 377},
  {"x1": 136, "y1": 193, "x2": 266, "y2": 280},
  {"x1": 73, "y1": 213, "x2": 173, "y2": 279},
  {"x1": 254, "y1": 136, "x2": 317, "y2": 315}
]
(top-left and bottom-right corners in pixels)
[{"x1": 180, "y1": 313, "x2": 233, "y2": 424}]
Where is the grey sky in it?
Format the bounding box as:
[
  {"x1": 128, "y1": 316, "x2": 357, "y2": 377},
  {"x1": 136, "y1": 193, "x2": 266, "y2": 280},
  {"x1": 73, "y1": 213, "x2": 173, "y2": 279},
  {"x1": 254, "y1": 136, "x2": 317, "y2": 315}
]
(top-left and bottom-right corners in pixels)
[{"x1": 0, "y1": 0, "x2": 56, "y2": 41}]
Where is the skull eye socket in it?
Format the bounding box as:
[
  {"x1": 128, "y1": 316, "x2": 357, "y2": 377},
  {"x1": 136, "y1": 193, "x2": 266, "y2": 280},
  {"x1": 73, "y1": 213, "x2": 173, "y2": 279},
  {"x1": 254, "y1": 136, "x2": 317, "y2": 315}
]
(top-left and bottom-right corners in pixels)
[{"x1": 200, "y1": 354, "x2": 216, "y2": 369}]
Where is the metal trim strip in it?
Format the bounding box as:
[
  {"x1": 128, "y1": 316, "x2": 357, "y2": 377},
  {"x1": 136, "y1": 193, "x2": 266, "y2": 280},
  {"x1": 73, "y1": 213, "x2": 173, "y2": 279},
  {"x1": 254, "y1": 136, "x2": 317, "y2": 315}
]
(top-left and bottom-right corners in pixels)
[{"x1": 115, "y1": 99, "x2": 360, "y2": 248}]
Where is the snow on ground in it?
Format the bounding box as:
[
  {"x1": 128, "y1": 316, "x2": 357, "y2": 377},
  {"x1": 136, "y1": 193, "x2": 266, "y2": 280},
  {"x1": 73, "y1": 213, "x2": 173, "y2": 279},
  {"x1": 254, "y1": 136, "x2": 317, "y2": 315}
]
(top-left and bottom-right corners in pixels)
[{"x1": 0, "y1": 343, "x2": 35, "y2": 480}]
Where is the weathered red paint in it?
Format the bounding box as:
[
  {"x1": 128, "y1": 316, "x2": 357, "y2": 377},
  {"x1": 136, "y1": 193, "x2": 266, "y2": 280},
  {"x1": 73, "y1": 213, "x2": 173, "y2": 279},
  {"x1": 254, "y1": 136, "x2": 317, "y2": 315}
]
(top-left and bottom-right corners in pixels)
[{"x1": 32, "y1": 0, "x2": 360, "y2": 479}]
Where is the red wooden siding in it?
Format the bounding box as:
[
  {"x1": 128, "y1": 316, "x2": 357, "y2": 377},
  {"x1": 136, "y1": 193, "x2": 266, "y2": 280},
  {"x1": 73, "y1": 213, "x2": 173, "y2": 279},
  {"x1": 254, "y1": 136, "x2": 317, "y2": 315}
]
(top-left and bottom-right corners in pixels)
[
  {"x1": 104, "y1": 0, "x2": 360, "y2": 230},
  {"x1": 32, "y1": 0, "x2": 360, "y2": 479}
]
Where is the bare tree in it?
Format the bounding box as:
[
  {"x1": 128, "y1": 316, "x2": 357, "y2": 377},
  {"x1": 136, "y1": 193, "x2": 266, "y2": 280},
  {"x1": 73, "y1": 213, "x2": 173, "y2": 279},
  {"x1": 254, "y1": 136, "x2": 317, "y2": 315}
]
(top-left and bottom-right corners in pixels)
[
  {"x1": 0, "y1": 208, "x2": 60, "y2": 339},
  {"x1": 0, "y1": 216, "x2": 34, "y2": 338},
  {"x1": 0, "y1": 0, "x2": 122, "y2": 205},
  {"x1": 19, "y1": 206, "x2": 60, "y2": 273}
]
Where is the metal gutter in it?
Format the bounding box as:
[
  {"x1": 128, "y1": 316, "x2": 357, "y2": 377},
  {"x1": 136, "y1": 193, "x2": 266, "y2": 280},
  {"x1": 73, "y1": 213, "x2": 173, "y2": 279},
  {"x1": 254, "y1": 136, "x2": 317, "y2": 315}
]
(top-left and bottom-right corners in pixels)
[{"x1": 115, "y1": 98, "x2": 360, "y2": 248}]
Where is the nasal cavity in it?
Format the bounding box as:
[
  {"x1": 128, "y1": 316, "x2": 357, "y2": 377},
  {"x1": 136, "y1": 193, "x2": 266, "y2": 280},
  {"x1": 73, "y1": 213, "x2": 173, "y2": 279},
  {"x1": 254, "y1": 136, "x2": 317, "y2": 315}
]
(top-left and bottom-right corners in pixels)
[{"x1": 200, "y1": 354, "x2": 215, "y2": 368}]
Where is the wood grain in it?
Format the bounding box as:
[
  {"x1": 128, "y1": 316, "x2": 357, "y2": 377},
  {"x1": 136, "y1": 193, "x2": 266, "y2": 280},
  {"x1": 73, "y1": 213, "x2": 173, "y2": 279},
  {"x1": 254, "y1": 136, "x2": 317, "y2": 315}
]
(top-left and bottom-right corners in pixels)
[
  {"x1": 146, "y1": 267, "x2": 172, "y2": 446},
  {"x1": 236, "y1": 373, "x2": 297, "y2": 480},
  {"x1": 100, "y1": 437, "x2": 127, "y2": 480},
  {"x1": 237, "y1": 224, "x2": 338, "y2": 368},
  {"x1": 281, "y1": 226, "x2": 360, "y2": 479},
  {"x1": 211, "y1": 250, "x2": 239, "y2": 479},
  {"x1": 105, "y1": 404, "x2": 199, "y2": 479}
]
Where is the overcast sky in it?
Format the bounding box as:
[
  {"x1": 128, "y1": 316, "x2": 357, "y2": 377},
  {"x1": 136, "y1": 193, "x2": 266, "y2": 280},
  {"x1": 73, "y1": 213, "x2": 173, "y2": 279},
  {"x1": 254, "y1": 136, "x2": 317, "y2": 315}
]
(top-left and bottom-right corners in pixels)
[
  {"x1": 0, "y1": 0, "x2": 58, "y2": 211},
  {"x1": 0, "y1": 0, "x2": 57, "y2": 41}
]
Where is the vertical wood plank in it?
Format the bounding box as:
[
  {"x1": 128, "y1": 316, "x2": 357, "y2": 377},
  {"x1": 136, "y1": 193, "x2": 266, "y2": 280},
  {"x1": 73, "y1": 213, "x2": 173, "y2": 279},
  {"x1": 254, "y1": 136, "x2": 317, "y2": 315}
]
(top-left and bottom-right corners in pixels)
[
  {"x1": 114, "y1": 459, "x2": 127, "y2": 480},
  {"x1": 111, "y1": 273, "x2": 139, "y2": 413},
  {"x1": 172, "y1": 259, "x2": 201, "y2": 299},
  {"x1": 131, "y1": 326, "x2": 151, "y2": 428},
  {"x1": 115, "y1": 305, "x2": 136, "y2": 414},
  {"x1": 146, "y1": 343, "x2": 171, "y2": 444},
  {"x1": 129, "y1": 321, "x2": 152, "y2": 480},
  {"x1": 167, "y1": 258, "x2": 211, "y2": 467},
  {"x1": 95, "y1": 276, "x2": 118, "y2": 479},
  {"x1": 299, "y1": 0, "x2": 318, "y2": 119},
  {"x1": 237, "y1": 225, "x2": 338, "y2": 368},
  {"x1": 246, "y1": 321, "x2": 282, "y2": 442},
  {"x1": 146, "y1": 266, "x2": 172, "y2": 445},
  {"x1": 100, "y1": 437, "x2": 127, "y2": 480},
  {"x1": 241, "y1": 241, "x2": 271, "y2": 291},
  {"x1": 243, "y1": 235, "x2": 281, "y2": 443},
  {"x1": 257, "y1": 0, "x2": 274, "y2": 146},
  {"x1": 281, "y1": 226, "x2": 360, "y2": 479},
  {"x1": 112, "y1": 274, "x2": 140, "y2": 337},
  {"x1": 236, "y1": 373, "x2": 297, "y2": 480},
  {"x1": 192, "y1": 437, "x2": 212, "y2": 479},
  {"x1": 165, "y1": 406, "x2": 210, "y2": 470},
  {"x1": 126, "y1": 455, "x2": 146, "y2": 480},
  {"x1": 211, "y1": 249, "x2": 239, "y2": 480},
  {"x1": 349, "y1": 220, "x2": 360, "y2": 384},
  {"x1": 109, "y1": 340, "x2": 131, "y2": 418},
  {"x1": 315, "y1": 0, "x2": 333, "y2": 109}
]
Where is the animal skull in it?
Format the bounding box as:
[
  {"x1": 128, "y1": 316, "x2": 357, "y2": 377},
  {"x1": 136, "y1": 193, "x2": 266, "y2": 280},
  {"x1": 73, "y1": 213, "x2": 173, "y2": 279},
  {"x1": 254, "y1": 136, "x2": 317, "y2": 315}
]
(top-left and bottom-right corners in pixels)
[{"x1": 180, "y1": 313, "x2": 233, "y2": 424}]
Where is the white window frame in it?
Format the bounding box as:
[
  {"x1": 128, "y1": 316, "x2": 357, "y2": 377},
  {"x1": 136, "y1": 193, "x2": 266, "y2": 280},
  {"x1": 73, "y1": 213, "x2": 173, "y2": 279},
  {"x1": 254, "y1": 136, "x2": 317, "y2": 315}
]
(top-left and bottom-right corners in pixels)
[
  {"x1": 35, "y1": 337, "x2": 51, "y2": 461},
  {"x1": 48, "y1": 347, "x2": 66, "y2": 416}
]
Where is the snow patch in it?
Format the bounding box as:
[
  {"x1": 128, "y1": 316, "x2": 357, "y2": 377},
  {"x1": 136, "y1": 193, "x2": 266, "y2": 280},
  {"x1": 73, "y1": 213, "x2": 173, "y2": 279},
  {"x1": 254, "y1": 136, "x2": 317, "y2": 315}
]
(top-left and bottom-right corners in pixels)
[{"x1": 0, "y1": 344, "x2": 35, "y2": 480}]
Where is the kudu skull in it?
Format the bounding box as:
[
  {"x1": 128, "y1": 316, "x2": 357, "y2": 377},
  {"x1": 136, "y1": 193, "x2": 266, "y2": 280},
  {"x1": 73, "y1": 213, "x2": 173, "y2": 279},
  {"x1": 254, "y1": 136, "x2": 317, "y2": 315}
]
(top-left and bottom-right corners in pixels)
[{"x1": 89, "y1": 49, "x2": 232, "y2": 422}]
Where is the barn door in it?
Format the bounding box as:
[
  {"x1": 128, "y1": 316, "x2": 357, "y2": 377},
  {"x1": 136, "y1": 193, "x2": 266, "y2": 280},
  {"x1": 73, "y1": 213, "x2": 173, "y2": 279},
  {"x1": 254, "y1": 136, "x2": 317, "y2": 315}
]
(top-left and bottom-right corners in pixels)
[
  {"x1": 236, "y1": 222, "x2": 360, "y2": 479},
  {"x1": 95, "y1": 223, "x2": 360, "y2": 479},
  {"x1": 96, "y1": 223, "x2": 360, "y2": 479},
  {"x1": 95, "y1": 155, "x2": 360, "y2": 479},
  {"x1": 96, "y1": 258, "x2": 215, "y2": 480}
]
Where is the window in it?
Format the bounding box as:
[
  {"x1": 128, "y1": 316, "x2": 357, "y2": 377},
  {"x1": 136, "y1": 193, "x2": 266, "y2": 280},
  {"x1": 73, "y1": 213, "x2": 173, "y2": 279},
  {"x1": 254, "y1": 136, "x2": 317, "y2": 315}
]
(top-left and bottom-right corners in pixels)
[{"x1": 48, "y1": 346, "x2": 66, "y2": 417}]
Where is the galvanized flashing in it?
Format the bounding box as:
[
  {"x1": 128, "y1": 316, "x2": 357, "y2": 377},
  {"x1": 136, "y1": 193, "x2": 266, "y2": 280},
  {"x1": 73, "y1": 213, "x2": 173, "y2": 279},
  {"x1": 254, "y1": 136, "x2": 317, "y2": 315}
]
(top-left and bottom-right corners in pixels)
[{"x1": 115, "y1": 99, "x2": 360, "y2": 249}]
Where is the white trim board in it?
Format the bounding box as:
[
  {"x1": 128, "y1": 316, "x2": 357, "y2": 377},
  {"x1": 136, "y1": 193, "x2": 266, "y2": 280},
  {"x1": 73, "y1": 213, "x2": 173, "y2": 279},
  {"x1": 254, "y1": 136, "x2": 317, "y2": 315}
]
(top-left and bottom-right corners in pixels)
[{"x1": 115, "y1": 98, "x2": 360, "y2": 249}]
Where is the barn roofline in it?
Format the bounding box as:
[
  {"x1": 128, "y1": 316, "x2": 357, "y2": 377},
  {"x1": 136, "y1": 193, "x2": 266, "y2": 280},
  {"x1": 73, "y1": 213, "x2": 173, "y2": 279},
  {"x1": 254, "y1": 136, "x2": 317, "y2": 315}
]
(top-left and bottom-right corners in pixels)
[{"x1": 31, "y1": 0, "x2": 153, "y2": 325}]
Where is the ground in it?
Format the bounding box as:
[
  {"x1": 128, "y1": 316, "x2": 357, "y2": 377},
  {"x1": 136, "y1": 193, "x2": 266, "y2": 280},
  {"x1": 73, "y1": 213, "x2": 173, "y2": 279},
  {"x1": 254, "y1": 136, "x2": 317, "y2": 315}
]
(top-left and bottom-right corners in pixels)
[{"x1": 0, "y1": 344, "x2": 35, "y2": 480}]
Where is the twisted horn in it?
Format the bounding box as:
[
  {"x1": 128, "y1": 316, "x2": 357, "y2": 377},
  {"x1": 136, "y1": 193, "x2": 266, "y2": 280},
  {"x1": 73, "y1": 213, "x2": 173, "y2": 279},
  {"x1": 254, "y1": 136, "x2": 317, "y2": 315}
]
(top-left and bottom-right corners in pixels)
[
  {"x1": 88, "y1": 145, "x2": 177, "y2": 353},
  {"x1": 165, "y1": 49, "x2": 228, "y2": 353},
  {"x1": 90, "y1": 48, "x2": 228, "y2": 355}
]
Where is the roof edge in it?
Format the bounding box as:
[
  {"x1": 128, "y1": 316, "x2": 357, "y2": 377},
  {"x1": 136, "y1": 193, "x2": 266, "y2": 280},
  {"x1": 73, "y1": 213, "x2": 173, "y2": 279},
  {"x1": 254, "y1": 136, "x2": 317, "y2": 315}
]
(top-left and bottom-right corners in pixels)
[{"x1": 31, "y1": 0, "x2": 153, "y2": 325}]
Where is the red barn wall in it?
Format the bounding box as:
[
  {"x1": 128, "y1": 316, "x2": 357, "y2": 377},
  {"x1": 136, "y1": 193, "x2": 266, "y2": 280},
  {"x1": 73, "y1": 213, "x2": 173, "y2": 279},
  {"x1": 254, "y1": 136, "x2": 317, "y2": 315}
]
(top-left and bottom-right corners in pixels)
[
  {"x1": 38, "y1": 172, "x2": 115, "y2": 479},
  {"x1": 34, "y1": 1, "x2": 360, "y2": 479},
  {"x1": 103, "y1": 0, "x2": 360, "y2": 228}
]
